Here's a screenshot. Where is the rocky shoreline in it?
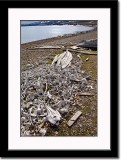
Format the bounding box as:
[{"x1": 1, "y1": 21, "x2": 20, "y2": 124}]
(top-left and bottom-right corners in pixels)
[{"x1": 21, "y1": 29, "x2": 97, "y2": 136}]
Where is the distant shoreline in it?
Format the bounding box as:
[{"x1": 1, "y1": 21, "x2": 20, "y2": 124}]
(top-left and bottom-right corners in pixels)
[{"x1": 21, "y1": 26, "x2": 97, "y2": 47}]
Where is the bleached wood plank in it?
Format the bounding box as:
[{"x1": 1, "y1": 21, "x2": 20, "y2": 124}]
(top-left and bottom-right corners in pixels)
[{"x1": 67, "y1": 111, "x2": 82, "y2": 127}]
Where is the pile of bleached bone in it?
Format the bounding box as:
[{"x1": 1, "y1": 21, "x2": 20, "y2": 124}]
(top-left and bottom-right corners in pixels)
[{"x1": 21, "y1": 50, "x2": 91, "y2": 136}]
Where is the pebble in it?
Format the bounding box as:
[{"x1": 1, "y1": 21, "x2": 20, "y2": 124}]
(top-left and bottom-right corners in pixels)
[
  {"x1": 79, "y1": 124, "x2": 82, "y2": 128},
  {"x1": 21, "y1": 117, "x2": 26, "y2": 123},
  {"x1": 85, "y1": 58, "x2": 89, "y2": 61},
  {"x1": 24, "y1": 131, "x2": 30, "y2": 136},
  {"x1": 39, "y1": 128, "x2": 47, "y2": 136},
  {"x1": 55, "y1": 131, "x2": 58, "y2": 135},
  {"x1": 22, "y1": 112, "x2": 29, "y2": 119},
  {"x1": 60, "y1": 108, "x2": 68, "y2": 115}
]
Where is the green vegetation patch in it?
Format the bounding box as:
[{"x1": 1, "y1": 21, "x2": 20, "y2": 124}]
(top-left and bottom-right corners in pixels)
[
  {"x1": 53, "y1": 49, "x2": 62, "y2": 55},
  {"x1": 80, "y1": 54, "x2": 97, "y2": 80},
  {"x1": 47, "y1": 58, "x2": 53, "y2": 64}
]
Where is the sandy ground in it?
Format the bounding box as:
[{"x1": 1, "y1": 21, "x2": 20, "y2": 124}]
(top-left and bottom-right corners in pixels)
[{"x1": 21, "y1": 29, "x2": 97, "y2": 136}]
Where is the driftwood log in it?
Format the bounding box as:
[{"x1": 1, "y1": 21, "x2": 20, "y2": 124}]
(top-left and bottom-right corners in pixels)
[
  {"x1": 67, "y1": 111, "x2": 82, "y2": 127},
  {"x1": 68, "y1": 49, "x2": 97, "y2": 55},
  {"x1": 78, "y1": 92, "x2": 95, "y2": 96},
  {"x1": 29, "y1": 46, "x2": 64, "y2": 50},
  {"x1": 77, "y1": 39, "x2": 97, "y2": 50}
]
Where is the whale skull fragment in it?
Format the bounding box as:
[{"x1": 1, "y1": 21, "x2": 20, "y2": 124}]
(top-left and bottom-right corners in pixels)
[
  {"x1": 46, "y1": 106, "x2": 61, "y2": 126},
  {"x1": 52, "y1": 49, "x2": 72, "y2": 69}
]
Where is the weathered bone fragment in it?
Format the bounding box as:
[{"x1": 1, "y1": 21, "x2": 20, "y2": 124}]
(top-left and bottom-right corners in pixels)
[{"x1": 46, "y1": 106, "x2": 61, "y2": 126}]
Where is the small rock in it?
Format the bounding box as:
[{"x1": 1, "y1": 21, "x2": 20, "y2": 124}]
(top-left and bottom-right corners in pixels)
[
  {"x1": 21, "y1": 117, "x2": 26, "y2": 123},
  {"x1": 85, "y1": 75, "x2": 92, "y2": 81},
  {"x1": 60, "y1": 108, "x2": 68, "y2": 115},
  {"x1": 39, "y1": 122, "x2": 44, "y2": 128},
  {"x1": 39, "y1": 128, "x2": 47, "y2": 136},
  {"x1": 81, "y1": 106, "x2": 85, "y2": 109},
  {"x1": 37, "y1": 89, "x2": 43, "y2": 96},
  {"x1": 47, "y1": 91, "x2": 52, "y2": 99},
  {"x1": 24, "y1": 131, "x2": 30, "y2": 136},
  {"x1": 22, "y1": 112, "x2": 29, "y2": 119},
  {"x1": 26, "y1": 64, "x2": 31, "y2": 68},
  {"x1": 35, "y1": 109, "x2": 41, "y2": 116},
  {"x1": 85, "y1": 58, "x2": 89, "y2": 61},
  {"x1": 79, "y1": 124, "x2": 82, "y2": 128},
  {"x1": 55, "y1": 131, "x2": 58, "y2": 135},
  {"x1": 42, "y1": 117, "x2": 47, "y2": 123},
  {"x1": 25, "y1": 102, "x2": 33, "y2": 109},
  {"x1": 87, "y1": 85, "x2": 94, "y2": 89},
  {"x1": 81, "y1": 70, "x2": 85, "y2": 74},
  {"x1": 34, "y1": 93, "x2": 39, "y2": 99},
  {"x1": 30, "y1": 113, "x2": 36, "y2": 117},
  {"x1": 81, "y1": 78, "x2": 88, "y2": 87},
  {"x1": 25, "y1": 122, "x2": 31, "y2": 129},
  {"x1": 71, "y1": 46, "x2": 79, "y2": 50}
]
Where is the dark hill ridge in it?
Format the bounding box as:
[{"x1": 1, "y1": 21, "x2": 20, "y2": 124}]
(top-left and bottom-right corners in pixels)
[{"x1": 21, "y1": 20, "x2": 97, "y2": 26}]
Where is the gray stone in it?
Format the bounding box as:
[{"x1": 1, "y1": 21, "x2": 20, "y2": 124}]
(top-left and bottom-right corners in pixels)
[
  {"x1": 60, "y1": 108, "x2": 68, "y2": 115},
  {"x1": 39, "y1": 128, "x2": 47, "y2": 136}
]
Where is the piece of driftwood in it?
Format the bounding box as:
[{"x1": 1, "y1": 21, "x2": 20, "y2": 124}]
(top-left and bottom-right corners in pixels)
[
  {"x1": 67, "y1": 111, "x2": 82, "y2": 127},
  {"x1": 29, "y1": 46, "x2": 64, "y2": 50},
  {"x1": 78, "y1": 92, "x2": 95, "y2": 96},
  {"x1": 68, "y1": 49, "x2": 97, "y2": 55},
  {"x1": 77, "y1": 39, "x2": 97, "y2": 49}
]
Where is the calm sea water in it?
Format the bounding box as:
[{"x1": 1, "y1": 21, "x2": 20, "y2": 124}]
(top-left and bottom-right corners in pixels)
[{"x1": 21, "y1": 25, "x2": 93, "y2": 44}]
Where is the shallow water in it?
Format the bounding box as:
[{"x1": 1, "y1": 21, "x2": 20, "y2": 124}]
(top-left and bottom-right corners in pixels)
[{"x1": 21, "y1": 25, "x2": 93, "y2": 44}]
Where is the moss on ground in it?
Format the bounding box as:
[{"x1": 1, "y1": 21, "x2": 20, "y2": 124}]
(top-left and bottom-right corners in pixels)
[
  {"x1": 53, "y1": 50, "x2": 62, "y2": 55},
  {"x1": 80, "y1": 52, "x2": 97, "y2": 80},
  {"x1": 47, "y1": 58, "x2": 53, "y2": 64}
]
